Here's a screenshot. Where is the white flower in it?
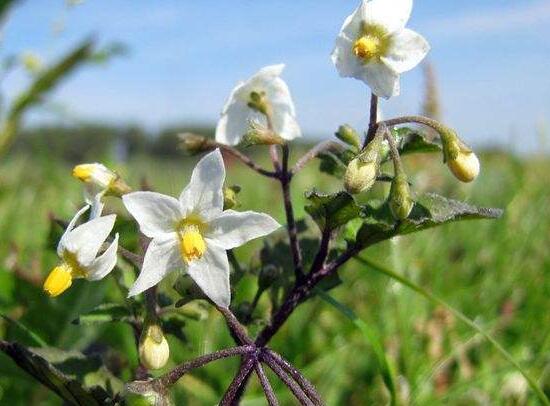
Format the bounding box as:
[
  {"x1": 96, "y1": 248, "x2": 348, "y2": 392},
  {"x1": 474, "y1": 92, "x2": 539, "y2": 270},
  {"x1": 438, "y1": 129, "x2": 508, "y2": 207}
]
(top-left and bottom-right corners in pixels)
[
  {"x1": 122, "y1": 149, "x2": 281, "y2": 307},
  {"x1": 43, "y1": 205, "x2": 118, "y2": 297},
  {"x1": 331, "y1": 0, "x2": 430, "y2": 99},
  {"x1": 215, "y1": 64, "x2": 301, "y2": 146}
]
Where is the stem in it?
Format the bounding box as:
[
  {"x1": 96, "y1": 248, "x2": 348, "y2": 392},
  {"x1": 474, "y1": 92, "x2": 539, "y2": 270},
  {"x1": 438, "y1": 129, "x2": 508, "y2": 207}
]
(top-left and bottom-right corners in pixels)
[
  {"x1": 216, "y1": 143, "x2": 278, "y2": 178},
  {"x1": 255, "y1": 362, "x2": 279, "y2": 406},
  {"x1": 157, "y1": 345, "x2": 254, "y2": 387},
  {"x1": 262, "y1": 354, "x2": 315, "y2": 406},
  {"x1": 266, "y1": 349, "x2": 324, "y2": 406},
  {"x1": 281, "y1": 144, "x2": 303, "y2": 281},
  {"x1": 382, "y1": 124, "x2": 404, "y2": 175},
  {"x1": 291, "y1": 141, "x2": 342, "y2": 175},
  {"x1": 364, "y1": 93, "x2": 379, "y2": 147},
  {"x1": 217, "y1": 306, "x2": 254, "y2": 345},
  {"x1": 381, "y1": 115, "x2": 447, "y2": 134},
  {"x1": 220, "y1": 355, "x2": 257, "y2": 406}
]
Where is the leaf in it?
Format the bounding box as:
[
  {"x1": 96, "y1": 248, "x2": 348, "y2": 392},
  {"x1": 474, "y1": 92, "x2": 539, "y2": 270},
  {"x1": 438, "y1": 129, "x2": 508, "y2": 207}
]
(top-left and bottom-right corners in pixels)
[
  {"x1": 305, "y1": 189, "x2": 362, "y2": 231},
  {"x1": 315, "y1": 289, "x2": 398, "y2": 406},
  {"x1": 354, "y1": 257, "x2": 550, "y2": 405},
  {"x1": 0, "y1": 341, "x2": 114, "y2": 405},
  {"x1": 1, "y1": 314, "x2": 48, "y2": 347},
  {"x1": 71, "y1": 303, "x2": 134, "y2": 326},
  {"x1": 395, "y1": 127, "x2": 442, "y2": 156},
  {"x1": 0, "y1": 38, "x2": 96, "y2": 156},
  {"x1": 356, "y1": 193, "x2": 503, "y2": 246}
]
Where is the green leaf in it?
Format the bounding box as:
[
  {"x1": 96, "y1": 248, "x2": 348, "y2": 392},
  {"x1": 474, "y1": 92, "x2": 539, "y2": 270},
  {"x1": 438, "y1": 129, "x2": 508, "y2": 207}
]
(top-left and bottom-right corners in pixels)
[
  {"x1": 318, "y1": 149, "x2": 354, "y2": 178},
  {"x1": 0, "y1": 341, "x2": 114, "y2": 405},
  {"x1": 71, "y1": 303, "x2": 134, "y2": 326},
  {"x1": 357, "y1": 193, "x2": 503, "y2": 246},
  {"x1": 354, "y1": 257, "x2": 550, "y2": 405},
  {"x1": 315, "y1": 289, "x2": 397, "y2": 406},
  {"x1": 1, "y1": 314, "x2": 48, "y2": 347},
  {"x1": 305, "y1": 189, "x2": 362, "y2": 231},
  {"x1": 396, "y1": 127, "x2": 442, "y2": 156}
]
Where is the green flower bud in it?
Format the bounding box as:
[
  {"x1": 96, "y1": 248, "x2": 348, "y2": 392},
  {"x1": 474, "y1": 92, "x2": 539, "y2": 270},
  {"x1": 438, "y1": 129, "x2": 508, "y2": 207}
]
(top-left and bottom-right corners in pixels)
[
  {"x1": 440, "y1": 129, "x2": 480, "y2": 183},
  {"x1": 344, "y1": 134, "x2": 382, "y2": 194},
  {"x1": 335, "y1": 124, "x2": 361, "y2": 149},
  {"x1": 242, "y1": 121, "x2": 284, "y2": 146},
  {"x1": 389, "y1": 174, "x2": 414, "y2": 220},
  {"x1": 223, "y1": 185, "x2": 241, "y2": 210},
  {"x1": 178, "y1": 133, "x2": 214, "y2": 155},
  {"x1": 139, "y1": 323, "x2": 169, "y2": 370}
]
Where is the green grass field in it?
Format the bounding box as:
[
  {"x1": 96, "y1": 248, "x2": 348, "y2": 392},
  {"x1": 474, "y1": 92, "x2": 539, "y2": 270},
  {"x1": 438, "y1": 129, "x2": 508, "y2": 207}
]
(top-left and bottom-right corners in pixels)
[{"x1": 1, "y1": 148, "x2": 549, "y2": 405}]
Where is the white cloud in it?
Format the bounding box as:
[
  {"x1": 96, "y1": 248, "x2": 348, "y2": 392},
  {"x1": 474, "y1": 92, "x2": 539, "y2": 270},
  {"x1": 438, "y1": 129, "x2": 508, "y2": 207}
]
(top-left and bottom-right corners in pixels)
[{"x1": 426, "y1": 0, "x2": 550, "y2": 37}]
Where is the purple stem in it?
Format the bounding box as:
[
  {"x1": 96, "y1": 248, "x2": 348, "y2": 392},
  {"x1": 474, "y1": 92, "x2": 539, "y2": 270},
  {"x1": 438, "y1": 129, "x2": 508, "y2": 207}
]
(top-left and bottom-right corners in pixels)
[
  {"x1": 219, "y1": 355, "x2": 257, "y2": 406},
  {"x1": 262, "y1": 354, "x2": 315, "y2": 406},
  {"x1": 255, "y1": 362, "x2": 279, "y2": 406}
]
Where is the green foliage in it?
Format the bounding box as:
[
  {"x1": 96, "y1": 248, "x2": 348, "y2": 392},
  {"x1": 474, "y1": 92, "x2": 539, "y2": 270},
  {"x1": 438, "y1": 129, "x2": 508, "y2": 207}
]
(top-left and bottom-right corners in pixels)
[
  {"x1": 305, "y1": 189, "x2": 362, "y2": 231},
  {"x1": 71, "y1": 303, "x2": 134, "y2": 326}
]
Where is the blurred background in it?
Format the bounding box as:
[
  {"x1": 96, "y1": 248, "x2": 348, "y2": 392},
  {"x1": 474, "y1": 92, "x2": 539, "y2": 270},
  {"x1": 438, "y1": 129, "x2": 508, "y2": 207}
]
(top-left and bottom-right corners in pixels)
[{"x1": 0, "y1": 1, "x2": 549, "y2": 405}]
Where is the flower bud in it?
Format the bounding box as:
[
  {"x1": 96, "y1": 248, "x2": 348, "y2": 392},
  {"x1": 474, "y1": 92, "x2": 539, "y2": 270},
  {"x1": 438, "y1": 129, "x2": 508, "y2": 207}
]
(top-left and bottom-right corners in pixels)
[
  {"x1": 223, "y1": 185, "x2": 241, "y2": 210},
  {"x1": 139, "y1": 323, "x2": 169, "y2": 370},
  {"x1": 72, "y1": 163, "x2": 131, "y2": 196},
  {"x1": 344, "y1": 134, "x2": 382, "y2": 194},
  {"x1": 335, "y1": 124, "x2": 361, "y2": 149},
  {"x1": 440, "y1": 129, "x2": 480, "y2": 183},
  {"x1": 389, "y1": 174, "x2": 414, "y2": 220},
  {"x1": 258, "y1": 264, "x2": 282, "y2": 291},
  {"x1": 242, "y1": 121, "x2": 284, "y2": 146},
  {"x1": 178, "y1": 133, "x2": 214, "y2": 154}
]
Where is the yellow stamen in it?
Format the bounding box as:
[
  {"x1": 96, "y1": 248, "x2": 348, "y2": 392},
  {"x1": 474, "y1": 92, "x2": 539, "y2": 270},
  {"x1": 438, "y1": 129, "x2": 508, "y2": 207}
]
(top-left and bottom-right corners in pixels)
[
  {"x1": 179, "y1": 224, "x2": 206, "y2": 263},
  {"x1": 72, "y1": 164, "x2": 94, "y2": 182},
  {"x1": 43, "y1": 263, "x2": 73, "y2": 297},
  {"x1": 353, "y1": 35, "x2": 382, "y2": 60}
]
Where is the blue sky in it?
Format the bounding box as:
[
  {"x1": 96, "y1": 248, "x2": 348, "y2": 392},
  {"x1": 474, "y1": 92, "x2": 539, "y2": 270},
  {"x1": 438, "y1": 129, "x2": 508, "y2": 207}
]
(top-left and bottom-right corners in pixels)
[{"x1": 2, "y1": 0, "x2": 549, "y2": 152}]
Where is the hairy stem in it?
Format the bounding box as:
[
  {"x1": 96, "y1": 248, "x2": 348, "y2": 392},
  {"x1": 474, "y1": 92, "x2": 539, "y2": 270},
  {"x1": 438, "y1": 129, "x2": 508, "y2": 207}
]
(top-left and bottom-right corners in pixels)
[
  {"x1": 364, "y1": 93, "x2": 379, "y2": 147},
  {"x1": 220, "y1": 355, "x2": 257, "y2": 406},
  {"x1": 217, "y1": 143, "x2": 278, "y2": 178},
  {"x1": 218, "y1": 306, "x2": 254, "y2": 345},
  {"x1": 255, "y1": 362, "x2": 279, "y2": 406},
  {"x1": 281, "y1": 144, "x2": 303, "y2": 281},
  {"x1": 156, "y1": 346, "x2": 253, "y2": 387},
  {"x1": 291, "y1": 141, "x2": 342, "y2": 175},
  {"x1": 381, "y1": 115, "x2": 447, "y2": 134},
  {"x1": 262, "y1": 354, "x2": 315, "y2": 406},
  {"x1": 266, "y1": 349, "x2": 324, "y2": 406}
]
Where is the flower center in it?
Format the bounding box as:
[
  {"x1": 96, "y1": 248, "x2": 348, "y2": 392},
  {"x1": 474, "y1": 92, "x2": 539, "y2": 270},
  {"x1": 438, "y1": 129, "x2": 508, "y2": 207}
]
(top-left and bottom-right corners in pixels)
[
  {"x1": 353, "y1": 35, "x2": 382, "y2": 60},
  {"x1": 43, "y1": 263, "x2": 74, "y2": 297},
  {"x1": 72, "y1": 164, "x2": 94, "y2": 182},
  {"x1": 352, "y1": 23, "x2": 389, "y2": 63},
  {"x1": 179, "y1": 224, "x2": 206, "y2": 263}
]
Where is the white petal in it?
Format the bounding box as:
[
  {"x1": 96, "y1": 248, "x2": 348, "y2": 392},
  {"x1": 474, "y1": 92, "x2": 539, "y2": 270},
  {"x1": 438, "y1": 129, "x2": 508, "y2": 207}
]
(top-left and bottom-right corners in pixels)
[
  {"x1": 338, "y1": 1, "x2": 364, "y2": 41},
  {"x1": 272, "y1": 112, "x2": 302, "y2": 141},
  {"x1": 187, "y1": 243, "x2": 230, "y2": 308},
  {"x1": 362, "y1": 0, "x2": 413, "y2": 34},
  {"x1": 63, "y1": 214, "x2": 116, "y2": 266},
  {"x1": 84, "y1": 186, "x2": 106, "y2": 220},
  {"x1": 331, "y1": 35, "x2": 364, "y2": 80},
  {"x1": 128, "y1": 235, "x2": 182, "y2": 297},
  {"x1": 57, "y1": 205, "x2": 90, "y2": 256},
  {"x1": 251, "y1": 64, "x2": 285, "y2": 80},
  {"x1": 215, "y1": 101, "x2": 252, "y2": 146},
  {"x1": 179, "y1": 149, "x2": 225, "y2": 221},
  {"x1": 364, "y1": 60, "x2": 400, "y2": 99},
  {"x1": 382, "y1": 28, "x2": 430, "y2": 73},
  {"x1": 87, "y1": 233, "x2": 119, "y2": 281},
  {"x1": 122, "y1": 192, "x2": 182, "y2": 238},
  {"x1": 206, "y1": 210, "x2": 281, "y2": 250}
]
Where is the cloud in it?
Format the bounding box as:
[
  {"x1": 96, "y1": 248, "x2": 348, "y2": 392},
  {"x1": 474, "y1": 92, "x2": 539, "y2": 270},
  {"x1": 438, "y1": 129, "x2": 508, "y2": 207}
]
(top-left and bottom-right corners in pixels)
[{"x1": 426, "y1": 0, "x2": 550, "y2": 37}]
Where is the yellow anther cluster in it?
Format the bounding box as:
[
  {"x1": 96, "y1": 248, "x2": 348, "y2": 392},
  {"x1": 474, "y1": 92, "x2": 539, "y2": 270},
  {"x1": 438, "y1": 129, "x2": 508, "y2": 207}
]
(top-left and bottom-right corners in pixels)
[
  {"x1": 179, "y1": 224, "x2": 206, "y2": 263},
  {"x1": 43, "y1": 263, "x2": 74, "y2": 297},
  {"x1": 353, "y1": 35, "x2": 382, "y2": 61},
  {"x1": 72, "y1": 164, "x2": 94, "y2": 182}
]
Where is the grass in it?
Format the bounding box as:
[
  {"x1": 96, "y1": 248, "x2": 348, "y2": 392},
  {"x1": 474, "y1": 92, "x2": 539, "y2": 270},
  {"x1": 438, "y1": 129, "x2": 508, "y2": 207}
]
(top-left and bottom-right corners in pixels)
[{"x1": 0, "y1": 148, "x2": 549, "y2": 405}]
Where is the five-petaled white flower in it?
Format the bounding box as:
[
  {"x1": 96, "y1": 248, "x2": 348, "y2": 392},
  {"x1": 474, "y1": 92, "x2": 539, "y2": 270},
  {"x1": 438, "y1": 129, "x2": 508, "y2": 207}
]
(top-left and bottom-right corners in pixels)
[
  {"x1": 43, "y1": 205, "x2": 119, "y2": 297},
  {"x1": 122, "y1": 149, "x2": 281, "y2": 307},
  {"x1": 215, "y1": 64, "x2": 301, "y2": 146},
  {"x1": 331, "y1": 0, "x2": 430, "y2": 99}
]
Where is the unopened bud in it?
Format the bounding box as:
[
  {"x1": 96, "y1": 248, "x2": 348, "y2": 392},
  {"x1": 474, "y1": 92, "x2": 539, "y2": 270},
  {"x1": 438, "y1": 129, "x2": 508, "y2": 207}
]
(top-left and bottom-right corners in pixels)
[
  {"x1": 440, "y1": 129, "x2": 480, "y2": 183},
  {"x1": 389, "y1": 174, "x2": 414, "y2": 220},
  {"x1": 139, "y1": 323, "x2": 169, "y2": 370},
  {"x1": 223, "y1": 185, "x2": 241, "y2": 210},
  {"x1": 178, "y1": 133, "x2": 214, "y2": 154},
  {"x1": 258, "y1": 264, "x2": 282, "y2": 291},
  {"x1": 344, "y1": 134, "x2": 382, "y2": 194},
  {"x1": 335, "y1": 124, "x2": 361, "y2": 149},
  {"x1": 242, "y1": 121, "x2": 284, "y2": 146},
  {"x1": 72, "y1": 163, "x2": 131, "y2": 196}
]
